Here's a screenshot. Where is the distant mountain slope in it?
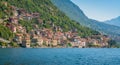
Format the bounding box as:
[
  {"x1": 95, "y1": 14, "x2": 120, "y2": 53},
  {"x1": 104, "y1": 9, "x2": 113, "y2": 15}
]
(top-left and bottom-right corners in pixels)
[
  {"x1": 104, "y1": 16, "x2": 120, "y2": 27},
  {"x1": 51, "y1": 0, "x2": 120, "y2": 36}
]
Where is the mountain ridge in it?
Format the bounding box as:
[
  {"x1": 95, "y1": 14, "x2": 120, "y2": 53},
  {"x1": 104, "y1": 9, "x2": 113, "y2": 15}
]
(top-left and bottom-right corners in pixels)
[
  {"x1": 104, "y1": 16, "x2": 120, "y2": 27},
  {"x1": 51, "y1": 0, "x2": 120, "y2": 36}
]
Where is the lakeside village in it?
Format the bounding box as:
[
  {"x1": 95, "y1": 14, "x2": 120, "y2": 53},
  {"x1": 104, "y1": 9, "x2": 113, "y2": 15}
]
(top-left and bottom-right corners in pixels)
[{"x1": 0, "y1": 3, "x2": 110, "y2": 48}]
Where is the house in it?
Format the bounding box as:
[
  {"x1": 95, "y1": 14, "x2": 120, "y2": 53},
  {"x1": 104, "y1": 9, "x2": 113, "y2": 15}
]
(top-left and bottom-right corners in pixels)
[
  {"x1": 17, "y1": 8, "x2": 27, "y2": 15},
  {"x1": 37, "y1": 37, "x2": 43, "y2": 46},
  {"x1": 33, "y1": 24, "x2": 39, "y2": 29},
  {"x1": 81, "y1": 41, "x2": 86, "y2": 47},
  {"x1": 35, "y1": 30, "x2": 40, "y2": 35},
  {"x1": 62, "y1": 36, "x2": 67, "y2": 40},
  {"x1": 89, "y1": 39, "x2": 98, "y2": 45},
  {"x1": 29, "y1": 30, "x2": 35, "y2": 35},
  {"x1": 57, "y1": 39, "x2": 61, "y2": 45},
  {"x1": 71, "y1": 42, "x2": 78, "y2": 47},
  {"x1": 37, "y1": 18, "x2": 43, "y2": 24},
  {"x1": 17, "y1": 25, "x2": 26, "y2": 33},
  {"x1": 6, "y1": 23, "x2": 17, "y2": 33},
  {"x1": 32, "y1": 13, "x2": 40, "y2": 18},
  {"x1": 9, "y1": 6, "x2": 19, "y2": 17},
  {"x1": 47, "y1": 33, "x2": 53, "y2": 39},
  {"x1": 13, "y1": 10, "x2": 18, "y2": 17},
  {"x1": 14, "y1": 34, "x2": 23, "y2": 44},
  {"x1": 45, "y1": 30, "x2": 53, "y2": 39},
  {"x1": 10, "y1": 25, "x2": 17, "y2": 33},
  {"x1": 52, "y1": 39, "x2": 58, "y2": 47},
  {"x1": 23, "y1": 13, "x2": 32, "y2": 20},
  {"x1": 6, "y1": 23, "x2": 11, "y2": 28},
  {"x1": 43, "y1": 38, "x2": 51, "y2": 46},
  {"x1": 80, "y1": 39, "x2": 87, "y2": 47},
  {"x1": 10, "y1": 6, "x2": 16, "y2": 11},
  {"x1": 0, "y1": 19, "x2": 3, "y2": 24},
  {"x1": 9, "y1": 17, "x2": 18, "y2": 24},
  {"x1": 22, "y1": 34, "x2": 31, "y2": 48},
  {"x1": 72, "y1": 36, "x2": 81, "y2": 42},
  {"x1": 65, "y1": 32, "x2": 72, "y2": 38},
  {"x1": 31, "y1": 34, "x2": 38, "y2": 39},
  {"x1": 22, "y1": 38, "x2": 30, "y2": 48},
  {"x1": 70, "y1": 37, "x2": 86, "y2": 48},
  {"x1": 2, "y1": 2, "x2": 8, "y2": 6},
  {"x1": 31, "y1": 34, "x2": 39, "y2": 44}
]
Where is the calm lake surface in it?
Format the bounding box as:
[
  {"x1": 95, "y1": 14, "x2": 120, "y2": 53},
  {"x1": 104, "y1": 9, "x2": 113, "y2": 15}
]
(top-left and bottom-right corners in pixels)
[{"x1": 0, "y1": 48, "x2": 120, "y2": 65}]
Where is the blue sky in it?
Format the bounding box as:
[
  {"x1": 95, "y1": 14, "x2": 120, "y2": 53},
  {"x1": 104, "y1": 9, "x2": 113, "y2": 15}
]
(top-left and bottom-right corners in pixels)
[{"x1": 71, "y1": 0, "x2": 120, "y2": 21}]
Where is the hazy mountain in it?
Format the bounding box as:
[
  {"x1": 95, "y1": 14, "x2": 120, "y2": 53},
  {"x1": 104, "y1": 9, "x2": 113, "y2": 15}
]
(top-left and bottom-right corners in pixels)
[
  {"x1": 51, "y1": 0, "x2": 120, "y2": 36},
  {"x1": 104, "y1": 16, "x2": 120, "y2": 27}
]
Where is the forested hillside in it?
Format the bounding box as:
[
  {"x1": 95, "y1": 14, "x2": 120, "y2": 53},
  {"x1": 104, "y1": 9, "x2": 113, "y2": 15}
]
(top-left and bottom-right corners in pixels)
[
  {"x1": 0, "y1": 0, "x2": 99, "y2": 37},
  {"x1": 0, "y1": 0, "x2": 112, "y2": 48}
]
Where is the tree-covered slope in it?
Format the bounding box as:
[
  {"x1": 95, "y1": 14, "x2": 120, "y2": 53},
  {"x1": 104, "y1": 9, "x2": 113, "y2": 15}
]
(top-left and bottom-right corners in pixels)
[
  {"x1": 0, "y1": 0, "x2": 100, "y2": 38},
  {"x1": 0, "y1": 24, "x2": 14, "y2": 40},
  {"x1": 51, "y1": 0, "x2": 120, "y2": 36},
  {"x1": 0, "y1": 2, "x2": 14, "y2": 40}
]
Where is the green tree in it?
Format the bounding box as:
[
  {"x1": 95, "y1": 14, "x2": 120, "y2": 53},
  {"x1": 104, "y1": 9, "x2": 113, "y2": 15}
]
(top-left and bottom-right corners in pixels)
[
  {"x1": 67, "y1": 43, "x2": 72, "y2": 47},
  {"x1": 108, "y1": 40, "x2": 117, "y2": 48}
]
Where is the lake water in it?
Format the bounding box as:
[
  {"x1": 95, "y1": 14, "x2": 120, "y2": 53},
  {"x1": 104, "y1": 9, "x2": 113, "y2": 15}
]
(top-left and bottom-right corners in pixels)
[{"x1": 0, "y1": 48, "x2": 120, "y2": 65}]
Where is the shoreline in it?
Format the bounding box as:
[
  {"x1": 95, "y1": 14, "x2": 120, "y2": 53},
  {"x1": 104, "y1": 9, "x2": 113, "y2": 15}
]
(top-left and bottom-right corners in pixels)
[{"x1": 0, "y1": 47, "x2": 118, "y2": 48}]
